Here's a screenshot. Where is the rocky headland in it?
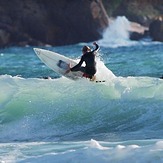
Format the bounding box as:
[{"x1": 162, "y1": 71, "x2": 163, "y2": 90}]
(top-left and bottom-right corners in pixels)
[{"x1": 0, "y1": 0, "x2": 162, "y2": 48}]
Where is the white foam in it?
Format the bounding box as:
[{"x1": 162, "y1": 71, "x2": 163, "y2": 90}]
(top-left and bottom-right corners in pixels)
[
  {"x1": 96, "y1": 58, "x2": 116, "y2": 81},
  {"x1": 90, "y1": 139, "x2": 108, "y2": 150},
  {"x1": 99, "y1": 16, "x2": 138, "y2": 47}
]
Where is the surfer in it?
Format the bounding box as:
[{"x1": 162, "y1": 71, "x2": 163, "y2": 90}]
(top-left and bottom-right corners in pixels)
[{"x1": 66, "y1": 42, "x2": 100, "y2": 80}]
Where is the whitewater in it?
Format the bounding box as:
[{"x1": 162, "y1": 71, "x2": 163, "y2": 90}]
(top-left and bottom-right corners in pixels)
[{"x1": 0, "y1": 17, "x2": 163, "y2": 162}]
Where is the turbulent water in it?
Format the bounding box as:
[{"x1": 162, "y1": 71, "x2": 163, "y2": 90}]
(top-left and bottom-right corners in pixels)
[{"x1": 0, "y1": 17, "x2": 163, "y2": 162}]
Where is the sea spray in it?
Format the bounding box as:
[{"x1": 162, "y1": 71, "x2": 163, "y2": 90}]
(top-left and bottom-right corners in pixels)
[{"x1": 99, "y1": 16, "x2": 137, "y2": 47}]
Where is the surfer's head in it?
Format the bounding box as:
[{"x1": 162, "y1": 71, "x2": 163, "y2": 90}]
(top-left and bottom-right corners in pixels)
[{"x1": 82, "y1": 46, "x2": 91, "y2": 54}]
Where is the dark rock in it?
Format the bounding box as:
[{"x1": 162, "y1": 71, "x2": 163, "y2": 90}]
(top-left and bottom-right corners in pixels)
[
  {"x1": 129, "y1": 21, "x2": 149, "y2": 41},
  {"x1": 130, "y1": 30, "x2": 149, "y2": 40},
  {"x1": 130, "y1": 32, "x2": 144, "y2": 40},
  {"x1": 149, "y1": 17, "x2": 163, "y2": 42},
  {"x1": 0, "y1": 29, "x2": 10, "y2": 47},
  {"x1": 0, "y1": 0, "x2": 108, "y2": 47}
]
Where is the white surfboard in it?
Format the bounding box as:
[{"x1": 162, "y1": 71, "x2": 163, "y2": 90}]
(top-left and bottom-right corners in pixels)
[{"x1": 34, "y1": 48, "x2": 85, "y2": 80}]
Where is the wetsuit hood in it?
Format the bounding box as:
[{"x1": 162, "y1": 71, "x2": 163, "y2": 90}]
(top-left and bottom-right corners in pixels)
[{"x1": 82, "y1": 46, "x2": 91, "y2": 53}]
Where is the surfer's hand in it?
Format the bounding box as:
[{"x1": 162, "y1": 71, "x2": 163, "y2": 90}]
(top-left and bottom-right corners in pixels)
[
  {"x1": 65, "y1": 69, "x2": 70, "y2": 74},
  {"x1": 93, "y1": 42, "x2": 97, "y2": 45},
  {"x1": 65, "y1": 63, "x2": 71, "y2": 74}
]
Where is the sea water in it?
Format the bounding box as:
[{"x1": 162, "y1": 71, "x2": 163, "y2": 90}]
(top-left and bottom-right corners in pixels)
[{"x1": 0, "y1": 17, "x2": 163, "y2": 163}]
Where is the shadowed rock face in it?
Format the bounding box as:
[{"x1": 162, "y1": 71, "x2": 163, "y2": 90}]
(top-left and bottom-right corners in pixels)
[
  {"x1": 0, "y1": 0, "x2": 108, "y2": 47},
  {"x1": 149, "y1": 17, "x2": 163, "y2": 42},
  {"x1": 0, "y1": 0, "x2": 162, "y2": 47}
]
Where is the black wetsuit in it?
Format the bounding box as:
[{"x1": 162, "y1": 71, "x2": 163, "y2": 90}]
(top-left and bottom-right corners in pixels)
[{"x1": 70, "y1": 44, "x2": 99, "y2": 79}]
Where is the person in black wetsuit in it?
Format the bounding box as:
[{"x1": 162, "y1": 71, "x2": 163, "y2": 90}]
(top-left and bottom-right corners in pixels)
[{"x1": 67, "y1": 42, "x2": 99, "y2": 80}]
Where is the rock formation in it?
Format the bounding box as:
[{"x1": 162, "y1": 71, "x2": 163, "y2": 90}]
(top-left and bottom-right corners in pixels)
[
  {"x1": 149, "y1": 17, "x2": 163, "y2": 42},
  {"x1": 0, "y1": 0, "x2": 108, "y2": 47},
  {"x1": 103, "y1": 0, "x2": 163, "y2": 41},
  {"x1": 0, "y1": 0, "x2": 163, "y2": 48}
]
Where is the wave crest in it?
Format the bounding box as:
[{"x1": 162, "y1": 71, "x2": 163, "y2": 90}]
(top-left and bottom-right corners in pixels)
[{"x1": 0, "y1": 75, "x2": 163, "y2": 141}]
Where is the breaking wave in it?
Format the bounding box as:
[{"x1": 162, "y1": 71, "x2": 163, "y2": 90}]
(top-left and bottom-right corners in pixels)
[{"x1": 0, "y1": 73, "x2": 163, "y2": 142}]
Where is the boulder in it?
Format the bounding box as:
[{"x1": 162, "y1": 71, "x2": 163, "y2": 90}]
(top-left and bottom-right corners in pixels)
[
  {"x1": 129, "y1": 22, "x2": 149, "y2": 40},
  {"x1": 149, "y1": 17, "x2": 163, "y2": 42}
]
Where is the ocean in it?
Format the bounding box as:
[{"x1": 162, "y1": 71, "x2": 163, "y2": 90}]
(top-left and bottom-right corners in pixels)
[{"x1": 0, "y1": 17, "x2": 163, "y2": 163}]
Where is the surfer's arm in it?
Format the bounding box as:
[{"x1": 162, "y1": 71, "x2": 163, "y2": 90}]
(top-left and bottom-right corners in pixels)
[
  {"x1": 65, "y1": 57, "x2": 83, "y2": 74},
  {"x1": 70, "y1": 57, "x2": 84, "y2": 72},
  {"x1": 64, "y1": 63, "x2": 71, "y2": 74},
  {"x1": 92, "y1": 42, "x2": 100, "y2": 53}
]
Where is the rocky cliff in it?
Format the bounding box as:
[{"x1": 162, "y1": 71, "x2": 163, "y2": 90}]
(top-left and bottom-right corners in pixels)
[
  {"x1": 0, "y1": 0, "x2": 108, "y2": 47},
  {"x1": 0, "y1": 0, "x2": 163, "y2": 48}
]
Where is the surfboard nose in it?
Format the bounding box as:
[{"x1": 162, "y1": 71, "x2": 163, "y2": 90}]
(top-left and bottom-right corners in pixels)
[{"x1": 33, "y1": 48, "x2": 40, "y2": 55}]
